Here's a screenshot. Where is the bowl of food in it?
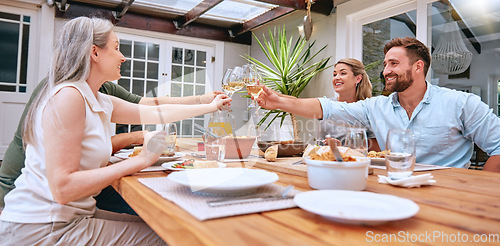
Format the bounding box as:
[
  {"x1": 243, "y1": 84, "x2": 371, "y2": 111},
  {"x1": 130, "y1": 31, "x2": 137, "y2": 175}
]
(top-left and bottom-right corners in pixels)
[
  {"x1": 224, "y1": 136, "x2": 256, "y2": 159},
  {"x1": 304, "y1": 146, "x2": 370, "y2": 190},
  {"x1": 257, "y1": 141, "x2": 308, "y2": 157}
]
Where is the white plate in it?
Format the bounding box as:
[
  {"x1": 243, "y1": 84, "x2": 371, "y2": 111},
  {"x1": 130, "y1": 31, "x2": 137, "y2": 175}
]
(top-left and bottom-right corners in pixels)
[
  {"x1": 167, "y1": 168, "x2": 279, "y2": 195},
  {"x1": 370, "y1": 157, "x2": 385, "y2": 166},
  {"x1": 294, "y1": 190, "x2": 419, "y2": 225},
  {"x1": 114, "y1": 150, "x2": 185, "y2": 162},
  {"x1": 162, "y1": 161, "x2": 226, "y2": 171}
]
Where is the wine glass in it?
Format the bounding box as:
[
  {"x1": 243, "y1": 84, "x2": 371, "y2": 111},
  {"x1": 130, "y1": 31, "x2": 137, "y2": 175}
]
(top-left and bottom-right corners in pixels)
[
  {"x1": 385, "y1": 129, "x2": 416, "y2": 180},
  {"x1": 164, "y1": 123, "x2": 177, "y2": 153},
  {"x1": 246, "y1": 65, "x2": 264, "y2": 116},
  {"x1": 344, "y1": 128, "x2": 368, "y2": 156},
  {"x1": 230, "y1": 66, "x2": 245, "y2": 94},
  {"x1": 221, "y1": 68, "x2": 234, "y2": 97}
]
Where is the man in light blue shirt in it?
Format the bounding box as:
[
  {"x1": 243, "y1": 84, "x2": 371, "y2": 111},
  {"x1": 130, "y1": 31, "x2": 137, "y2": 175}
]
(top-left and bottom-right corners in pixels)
[{"x1": 255, "y1": 37, "x2": 500, "y2": 171}]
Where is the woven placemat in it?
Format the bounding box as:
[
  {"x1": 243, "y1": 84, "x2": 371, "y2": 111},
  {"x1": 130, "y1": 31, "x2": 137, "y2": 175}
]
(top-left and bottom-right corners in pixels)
[{"x1": 139, "y1": 177, "x2": 299, "y2": 221}]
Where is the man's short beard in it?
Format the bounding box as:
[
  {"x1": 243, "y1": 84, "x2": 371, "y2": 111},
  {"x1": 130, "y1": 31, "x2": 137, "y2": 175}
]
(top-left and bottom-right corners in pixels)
[{"x1": 387, "y1": 69, "x2": 413, "y2": 92}]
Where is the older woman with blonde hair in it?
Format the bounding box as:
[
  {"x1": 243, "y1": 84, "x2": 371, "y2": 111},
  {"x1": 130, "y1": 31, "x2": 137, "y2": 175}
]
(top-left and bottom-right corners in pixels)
[{"x1": 0, "y1": 16, "x2": 230, "y2": 245}]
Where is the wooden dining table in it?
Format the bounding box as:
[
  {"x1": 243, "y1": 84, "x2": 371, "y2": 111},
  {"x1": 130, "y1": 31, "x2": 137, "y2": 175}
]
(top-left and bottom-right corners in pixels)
[{"x1": 112, "y1": 138, "x2": 500, "y2": 245}]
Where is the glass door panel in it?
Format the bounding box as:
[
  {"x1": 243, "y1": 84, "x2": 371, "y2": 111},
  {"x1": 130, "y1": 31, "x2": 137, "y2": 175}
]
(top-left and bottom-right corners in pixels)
[
  {"x1": 362, "y1": 9, "x2": 416, "y2": 96},
  {"x1": 0, "y1": 11, "x2": 30, "y2": 93},
  {"x1": 116, "y1": 38, "x2": 161, "y2": 134},
  {"x1": 169, "y1": 45, "x2": 209, "y2": 137}
]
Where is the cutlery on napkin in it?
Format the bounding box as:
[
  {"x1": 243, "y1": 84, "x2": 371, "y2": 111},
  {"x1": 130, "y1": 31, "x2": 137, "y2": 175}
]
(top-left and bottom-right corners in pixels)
[
  {"x1": 207, "y1": 185, "x2": 294, "y2": 207},
  {"x1": 377, "y1": 173, "x2": 436, "y2": 188}
]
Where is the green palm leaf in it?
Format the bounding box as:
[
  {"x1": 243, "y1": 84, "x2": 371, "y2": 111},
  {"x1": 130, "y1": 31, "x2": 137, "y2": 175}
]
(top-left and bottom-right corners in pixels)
[{"x1": 244, "y1": 26, "x2": 332, "y2": 129}]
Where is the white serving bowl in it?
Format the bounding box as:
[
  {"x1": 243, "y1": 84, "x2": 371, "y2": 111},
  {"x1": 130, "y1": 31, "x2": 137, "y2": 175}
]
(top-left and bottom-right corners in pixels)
[{"x1": 304, "y1": 157, "x2": 370, "y2": 191}]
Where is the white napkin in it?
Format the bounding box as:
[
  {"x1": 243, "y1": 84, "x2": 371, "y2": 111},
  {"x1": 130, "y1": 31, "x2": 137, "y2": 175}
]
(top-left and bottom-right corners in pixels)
[
  {"x1": 378, "y1": 173, "x2": 436, "y2": 188},
  {"x1": 139, "y1": 177, "x2": 298, "y2": 221}
]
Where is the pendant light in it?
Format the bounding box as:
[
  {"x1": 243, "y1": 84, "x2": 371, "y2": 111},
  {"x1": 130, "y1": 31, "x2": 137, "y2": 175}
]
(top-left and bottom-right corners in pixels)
[{"x1": 431, "y1": 7, "x2": 473, "y2": 75}]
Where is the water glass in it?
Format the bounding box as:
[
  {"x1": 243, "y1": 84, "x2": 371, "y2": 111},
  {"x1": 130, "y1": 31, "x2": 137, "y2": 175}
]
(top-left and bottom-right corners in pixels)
[
  {"x1": 164, "y1": 123, "x2": 177, "y2": 152},
  {"x1": 344, "y1": 128, "x2": 368, "y2": 156},
  {"x1": 204, "y1": 126, "x2": 227, "y2": 162},
  {"x1": 385, "y1": 129, "x2": 416, "y2": 180}
]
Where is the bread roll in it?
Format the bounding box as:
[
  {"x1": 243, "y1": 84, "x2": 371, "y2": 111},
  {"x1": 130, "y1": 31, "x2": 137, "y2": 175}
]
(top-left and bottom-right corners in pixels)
[{"x1": 265, "y1": 145, "x2": 278, "y2": 162}]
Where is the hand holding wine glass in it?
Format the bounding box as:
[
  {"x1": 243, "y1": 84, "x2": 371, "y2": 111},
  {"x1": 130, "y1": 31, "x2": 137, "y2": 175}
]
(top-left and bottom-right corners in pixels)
[{"x1": 246, "y1": 65, "x2": 265, "y2": 116}]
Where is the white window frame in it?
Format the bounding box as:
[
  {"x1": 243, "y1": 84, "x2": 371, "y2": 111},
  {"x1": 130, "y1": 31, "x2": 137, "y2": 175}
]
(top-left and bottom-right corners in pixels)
[{"x1": 335, "y1": 0, "x2": 438, "y2": 63}]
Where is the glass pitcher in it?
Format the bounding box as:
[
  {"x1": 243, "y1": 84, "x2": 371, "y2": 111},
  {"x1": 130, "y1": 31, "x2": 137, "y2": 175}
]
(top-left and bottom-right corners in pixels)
[{"x1": 208, "y1": 110, "x2": 233, "y2": 135}]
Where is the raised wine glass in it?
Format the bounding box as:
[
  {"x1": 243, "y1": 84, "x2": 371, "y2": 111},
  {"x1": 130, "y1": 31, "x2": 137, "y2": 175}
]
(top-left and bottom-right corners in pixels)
[
  {"x1": 221, "y1": 68, "x2": 235, "y2": 98},
  {"x1": 245, "y1": 65, "x2": 264, "y2": 115}
]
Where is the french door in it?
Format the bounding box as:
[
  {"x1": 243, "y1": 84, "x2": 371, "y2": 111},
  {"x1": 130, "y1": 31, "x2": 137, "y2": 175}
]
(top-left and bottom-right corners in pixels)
[
  {"x1": 0, "y1": 6, "x2": 38, "y2": 159},
  {"x1": 115, "y1": 33, "x2": 214, "y2": 137}
]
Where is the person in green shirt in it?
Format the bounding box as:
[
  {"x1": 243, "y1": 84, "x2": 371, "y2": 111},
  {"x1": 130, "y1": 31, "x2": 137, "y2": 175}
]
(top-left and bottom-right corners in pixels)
[{"x1": 0, "y1": 77, "x2": 222, "y2": 214}]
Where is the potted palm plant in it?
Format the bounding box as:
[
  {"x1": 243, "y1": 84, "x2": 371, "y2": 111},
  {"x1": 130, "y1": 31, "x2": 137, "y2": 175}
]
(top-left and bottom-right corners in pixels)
[{"x1": 245, "y1": 26, "x2": 331, "y2": 141}]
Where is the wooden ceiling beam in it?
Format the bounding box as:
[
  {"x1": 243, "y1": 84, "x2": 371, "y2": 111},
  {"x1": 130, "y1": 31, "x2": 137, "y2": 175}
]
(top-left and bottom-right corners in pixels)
[
  {"x1": 231, "y1": 6, "x2": 295, "y2": 37},
  {"x1": 55, "y1": 2, "x2": 252, "y2": 45},
  {"x1": 112, "y1": 0, "x2": 135, "y2": 20},
  {"x1": 174, "y1": 0, "x2": 224, "y2": 29},
  {"x1": 255, "y1": 0, "x2": 334, "y2": 16}
]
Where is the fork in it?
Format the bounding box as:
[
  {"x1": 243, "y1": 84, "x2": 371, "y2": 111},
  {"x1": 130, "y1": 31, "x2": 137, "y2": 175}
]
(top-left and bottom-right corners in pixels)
[{"x1": 207, "y1": 185, "x2": 295, "y2": 207}]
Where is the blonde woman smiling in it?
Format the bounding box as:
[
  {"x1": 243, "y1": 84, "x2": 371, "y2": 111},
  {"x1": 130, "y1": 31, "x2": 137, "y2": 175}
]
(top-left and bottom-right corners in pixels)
[{"x1": 321, "y1": 58, "x2": 380, "y2": 151}]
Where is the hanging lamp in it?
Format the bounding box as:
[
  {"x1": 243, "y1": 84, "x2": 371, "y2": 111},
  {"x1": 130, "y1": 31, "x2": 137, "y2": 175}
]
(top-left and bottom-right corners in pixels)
[{"x1": 431, "y1": 11, "x2": 473, "y2": 75}]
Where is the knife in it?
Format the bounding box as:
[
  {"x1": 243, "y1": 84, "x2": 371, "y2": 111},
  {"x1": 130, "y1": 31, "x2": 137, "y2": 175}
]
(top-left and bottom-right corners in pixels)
[
  {"x1": 327, "y1": 137, "x2": 343, "y2": 162},
  {"x1": 207, "y1": 194, "x2": 294, "y2": 207},
  {"x1": 207, "y1": 185, "x2": 294, "y2": 207}
]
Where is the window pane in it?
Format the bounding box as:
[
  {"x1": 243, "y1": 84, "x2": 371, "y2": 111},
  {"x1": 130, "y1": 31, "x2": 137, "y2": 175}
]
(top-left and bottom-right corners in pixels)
[
  {"x1": 146, "y1": 80, "x2": 158, "y2": 97},
  {"x1": 184, "y1": 49, "x2": 195, "y2": 65},
  {"x1": 182, "y1": 120, "x2": 193, "y2": 136},
  {"x1": 147, "y1": 62, "x2": 158, "y2": 79},
  {"x1": 147, "y1": 43, "x2": 159, "y2": 61},
  {"x1": 184, "y1": 67, "x2": 194, "y2": 83},
  {"x1": 0, "y1": 21, "x2": 19, "y2": 83},
  {"x1": 118, "y1": 79, "x2": 130, "y2": 91},
  {"x1": 134, "y1": 41, "x2": 146, "y2": 59},
  {"x1": 195, "y1": 85, "x2": 205, "y2": 95},
  {"x1": 0, "y1": 12, "x2": 19, "y2": 21},
  {"x1": 172, "y1": 48, "x2": 183, "y2": 64},
  {"x1": 196, "y1": 51, "x2": 206, "y2": 67},
  {"x1": 171, "y1": 83, "x2": 181, "y2": 97},
  {"x1": 133, "y1": 61, "x2": 145, "y2": 78},
  {"x1": 121, "y1": 59, "x2": 131, "y2": 77},
  {"x1": 183, "y1": 84, "x2": 194, "y2": 96},
  {"x1": 120, "y1": 40, "x2": 132, "y2": 58},
  {"x1": 145, "y1": 124, "x2": 156, "y2": 131},
  {"x1": 132, "y1": 79, "x2": 144, "y2": 96},
  {"x1": 23, "y1": 16, "x2": 30, "y2": 23},
  {"x1": 0, "y1": 85, "x2": 15, "y2": 92},
  {"x1": 131, "y1": 124, "x2": 143, "y2": 132},
  {"x1": 362, "y1": 10, "x2": 416, "y2": 95},
  {"x1": 195, "y1": 68, "x2": 205, "y2": 84},
  {"x1": 19, "y1": 86, "x2": 26, "y2": 93},
  {"x1": 116, "y1": 124, "x2": 129, "y2": 134},
  {"x1": 171, "y1": 65, "x2": 182, "y2": 82},
  {"x1": 194, "y1": 119, "x2": 204, "y2": 136},
  {"x1": 20, "y1": 24, "x2": 29, "y2": 85}
]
